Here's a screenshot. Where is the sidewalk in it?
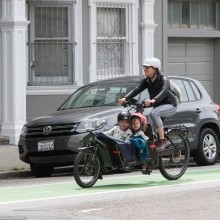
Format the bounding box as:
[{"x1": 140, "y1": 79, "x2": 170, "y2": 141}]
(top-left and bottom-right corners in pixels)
[{"x1": 0, "y1": 144, "x2": 30, "y2": 173}]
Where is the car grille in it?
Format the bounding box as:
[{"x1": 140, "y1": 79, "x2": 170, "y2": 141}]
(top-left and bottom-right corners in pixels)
[{"x1": 26, "y1": 124, "x2": 78, "y2": 138}]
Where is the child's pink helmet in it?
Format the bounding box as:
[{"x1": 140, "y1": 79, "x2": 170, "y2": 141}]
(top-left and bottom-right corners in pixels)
[{"x1": 130, "y1": 112, "x2": 147, "y2": 126}]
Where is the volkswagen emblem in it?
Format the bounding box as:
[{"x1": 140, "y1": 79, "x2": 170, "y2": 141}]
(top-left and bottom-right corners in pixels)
[{"x1": 43, "y1": 126, "x2": 52, "y2": 135}]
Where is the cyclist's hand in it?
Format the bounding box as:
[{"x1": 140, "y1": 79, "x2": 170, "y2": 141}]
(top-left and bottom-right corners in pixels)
[
  {"x1": 143, "y1": 99, "x2": 156, "y2": 107},
  {"x1": 118, "y1": 98, "x2": 126, "y2": 105}
]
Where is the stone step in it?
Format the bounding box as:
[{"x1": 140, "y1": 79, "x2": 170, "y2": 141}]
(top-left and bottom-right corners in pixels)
[{"x1": 0, "y1": 136, "x2": 9, "y2": 145}]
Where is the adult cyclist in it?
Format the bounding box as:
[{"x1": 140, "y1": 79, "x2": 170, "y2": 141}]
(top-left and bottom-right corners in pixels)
[{"x1": 118, "y1": 57, "x2": 177, "y2": 152}]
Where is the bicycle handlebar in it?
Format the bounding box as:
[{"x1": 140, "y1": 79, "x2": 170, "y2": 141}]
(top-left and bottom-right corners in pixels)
[
  {"x1": 122, "y1": 99, "x2": 145, "y2": 113},
  {"x1": 122, "y1": 98, "x2": 153, "y2": 113}
]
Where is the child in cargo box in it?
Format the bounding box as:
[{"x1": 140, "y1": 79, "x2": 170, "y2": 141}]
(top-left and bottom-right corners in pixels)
[
  {"x1": 103, "y1": 111, "x2": 133, "y2": 143},
  {"x1": 102, "y1": 111, "x2": 136, "y2": 164},
  {"x1": 129, "y1": 112, "x2": 150, "y2": 175}
]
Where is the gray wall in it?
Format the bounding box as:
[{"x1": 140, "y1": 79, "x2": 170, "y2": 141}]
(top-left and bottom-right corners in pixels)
[
  {"x1": 154, "y1": 0, "x2": 163, "y2": 65},
  {"x1": 214, "y1": 39, "x2": 220, "y2": 103},
  {"x1": 138, "y1": 0, "x2": 142, "y2": 75},
  {"x1": 26, "y1": 94, "x2": 70, "y2": 122},
  {"x1": 0, "y1": 0, "x2": 2, "y2": 128}
]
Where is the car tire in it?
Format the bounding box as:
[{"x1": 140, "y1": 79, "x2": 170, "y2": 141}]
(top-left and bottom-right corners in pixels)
[
  {"x1": 193, "y1": 128, "x2": 219, "y2": 166},
  {"x1": 30, "y1": 164, "x2": 54, "y2": 178}
]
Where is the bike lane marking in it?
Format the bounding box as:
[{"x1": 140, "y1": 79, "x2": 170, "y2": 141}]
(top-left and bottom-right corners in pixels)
[{"x1": 1, "y1": 168, "x2": 220, "y2": 205}]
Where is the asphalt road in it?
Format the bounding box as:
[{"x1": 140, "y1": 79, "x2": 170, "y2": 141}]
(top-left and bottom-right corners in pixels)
[{"x1": 1, "y1": 165, "x2": 220, "y2": 220}]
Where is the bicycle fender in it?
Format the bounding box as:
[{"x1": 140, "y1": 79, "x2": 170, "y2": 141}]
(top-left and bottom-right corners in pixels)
[{"x1": 77, "y1": 146, "x2": 96, "y2": 152}]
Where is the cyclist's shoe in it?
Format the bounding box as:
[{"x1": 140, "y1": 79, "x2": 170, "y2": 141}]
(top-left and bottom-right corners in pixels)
[
  {"x1": 156, "y1": 139, "x2": 171, "y2": 152},
  {"x1": 141, "y1": 168, "x2": 152, "y2": 175},
  {"x1": 141, "y1": 164, "x2": 152, "y2": 175}
]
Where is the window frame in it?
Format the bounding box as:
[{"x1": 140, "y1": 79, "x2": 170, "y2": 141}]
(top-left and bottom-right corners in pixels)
[
  {"x1": 88, "y1": 0, "x2": 139, "y2": 82},
  {"x1": 28, "y1": 1, "x2": 74, "y2": 85},
  {"x1": 96, "y1": 5, "x2": 127, "y2": 78},
  {"x1": 168, "y1": 0, "x2": 217, "y2": 29},
  {"x1": 26, "y1": 0, "x2": 83, "y2": 92}
]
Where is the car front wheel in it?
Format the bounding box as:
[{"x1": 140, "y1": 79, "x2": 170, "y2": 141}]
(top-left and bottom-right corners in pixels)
[
  {"x1": 193, "y1": 128, "x2": 219, "y2": 166},
  {"x1": 30, "y1": 164, "x2": 54, "y2": 178}
]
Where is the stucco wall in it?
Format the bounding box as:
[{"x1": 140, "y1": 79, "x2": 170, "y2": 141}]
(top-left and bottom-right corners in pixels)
[
  {"x1": 0, "y1": 31, "x2": 2, "y2": 129},
  {"x1": 138, "y1": 0, "x2": 142, "y2": 75},
  {"x1": 26, "y1": 94, "x2": 70, "y2": 122},
  {"x1": 154, "y1": 0, "x2": 165, "y2": 71},
  {"x1": 0, "y1": 1, "x2": 3, "y2": 128}
]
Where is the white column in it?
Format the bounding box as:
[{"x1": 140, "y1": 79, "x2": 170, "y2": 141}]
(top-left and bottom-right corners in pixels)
[
  {"x1": 88, "y1": 0, "x2": 97, "y2": 82},
  {"x1": 141, "y1": 0, "x2": 157, "y2": 63},
  {"x1": 0, "y1": 0, "x2": 29, "y2": 144},
  {"x1": 131, "y1": 1, "x2": 139, "y2": 76}
]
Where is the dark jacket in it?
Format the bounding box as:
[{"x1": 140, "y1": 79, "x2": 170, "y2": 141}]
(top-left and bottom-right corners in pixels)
[{"x1": 125, "y1": 71, "x2": 177, "y2": 107}]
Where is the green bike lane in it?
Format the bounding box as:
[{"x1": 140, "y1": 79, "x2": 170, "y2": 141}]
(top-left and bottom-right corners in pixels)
[{"x1": 1, "y1": 168, "x2": 220, "y2": 205}]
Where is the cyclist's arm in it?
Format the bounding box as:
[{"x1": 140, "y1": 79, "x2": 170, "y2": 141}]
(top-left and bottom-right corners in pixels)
[
  {"x1": 118, "y1": 79, "x2": 147, "y2": 104},
  {"x1": 153, "y1": 75, "x2": 170, "y2": 103}
]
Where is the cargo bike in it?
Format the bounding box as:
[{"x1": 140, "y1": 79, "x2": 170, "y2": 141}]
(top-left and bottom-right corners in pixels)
[{"x1": 73, "y1": 99, "x2": 190, "y2": 188}]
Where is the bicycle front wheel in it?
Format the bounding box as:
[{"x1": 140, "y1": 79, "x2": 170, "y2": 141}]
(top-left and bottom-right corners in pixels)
[
  {"x1": 159, "y1": 129, "x2": 190, "y2": 180},
  {"x1": 74, "y1": 148, "x2": 101, "y2": 188}
]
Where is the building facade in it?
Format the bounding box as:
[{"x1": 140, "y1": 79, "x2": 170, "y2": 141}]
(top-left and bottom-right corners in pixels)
[{"x1": 1, "y1": 0, "x2": 220, "y2": 144}]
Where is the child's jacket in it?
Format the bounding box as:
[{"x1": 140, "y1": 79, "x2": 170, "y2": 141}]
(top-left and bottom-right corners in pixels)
[{"x1": 130, "y1": 135, "x2": 149, "y2": 161}]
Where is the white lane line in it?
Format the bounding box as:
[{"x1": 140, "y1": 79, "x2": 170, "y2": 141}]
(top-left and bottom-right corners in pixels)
[
  {"x1": 80, "y1": 208, "x2": 103, "y2": 213},
  {"x1": 1, "y1": 178, "x2": 220, "y2": 205}
]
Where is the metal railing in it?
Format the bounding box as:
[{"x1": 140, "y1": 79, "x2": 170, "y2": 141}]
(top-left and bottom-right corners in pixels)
[
  {"x1": 27, "y1": 0, "x2": 75, "y2": 85},
  {"x1": 28, "y1": 41, "x2": 74, "y2": 85},
  {"x1": 96, "y1": 2, "x2": 134, "y2": 80}
]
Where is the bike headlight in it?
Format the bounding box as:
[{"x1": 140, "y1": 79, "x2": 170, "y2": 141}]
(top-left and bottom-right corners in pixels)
[
  {"x1": 21, "y1": 125, "x2": 27, "y2": 137},
  {"x1": 76, "y1": 117, "x2": 108, "y2": 133}
]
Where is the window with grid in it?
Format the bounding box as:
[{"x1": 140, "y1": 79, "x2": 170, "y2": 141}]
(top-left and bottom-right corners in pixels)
[
  {"x1": 96, "y1": 2, "x2": 134, "y2": 80},
  {"x1": 168, "y1": 0, "x2": 217, "y2": 29},
  {"x1": 28, "y1": 1, "x2": 75, "y2": 85}
]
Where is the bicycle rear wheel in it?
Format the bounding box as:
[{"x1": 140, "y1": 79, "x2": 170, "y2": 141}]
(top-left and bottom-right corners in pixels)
[
  {"x1": 159, "y1": 129, "x2": 189, "y2": 180},
  {"x1": 74, "y1": 148, "x2": 101, "y2": 188}
]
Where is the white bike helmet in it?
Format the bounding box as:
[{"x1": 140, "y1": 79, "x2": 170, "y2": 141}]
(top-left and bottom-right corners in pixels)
[{"x1": 143, "y1": 57, "x2": 161, "y2": 71}]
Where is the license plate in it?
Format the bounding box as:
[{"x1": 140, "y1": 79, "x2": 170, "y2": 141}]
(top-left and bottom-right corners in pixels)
[{"x1": 38, "y1": 140, "x2": 54, "y2": 151}]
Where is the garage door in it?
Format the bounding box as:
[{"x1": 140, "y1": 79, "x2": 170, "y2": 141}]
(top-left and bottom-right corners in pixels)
[{"x1": 168, "y1": 38, "x2": 214, "y2": 98}]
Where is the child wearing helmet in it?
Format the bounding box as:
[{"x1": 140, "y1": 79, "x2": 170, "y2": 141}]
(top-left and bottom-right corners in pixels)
[
  {"x1": 103, "y1": 111, "x2": 133, "y2": 143},
  {"x1": 130, "y1": 112, "x2": 148, "y2": 140},
  {"x1": 130, "y1": 112, "x2": 150, "y2": 174},
  {"x1": 118, "y1": 57, "x2": 177, "y2": 154}
]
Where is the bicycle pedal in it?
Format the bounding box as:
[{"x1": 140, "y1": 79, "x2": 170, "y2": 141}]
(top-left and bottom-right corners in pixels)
[
  {"x1": 157, "y1": 148, "x2": 175, "y2": 157},
  {"x1": 127, "y1": 161, "x2": 137, "y2": 167}
]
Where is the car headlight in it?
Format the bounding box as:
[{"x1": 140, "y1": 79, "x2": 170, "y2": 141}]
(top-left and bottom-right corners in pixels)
[
  {"x1": 76, "y1": 117, "x2": 108, "y2": 133},
  {"x1": 21, "y1": 125, "x2": 27, "y2": 137}
]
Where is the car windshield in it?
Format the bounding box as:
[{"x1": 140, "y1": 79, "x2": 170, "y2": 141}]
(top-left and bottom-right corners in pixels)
[{"x1": 58, "y1": 82, "x2": 136, "y2": 110}]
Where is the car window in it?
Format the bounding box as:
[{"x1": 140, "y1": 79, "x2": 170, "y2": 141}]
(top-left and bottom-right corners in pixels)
[
  {"x1": 189, "y1": 80, "x2": 201, "y2": 100},
  {"x1": 183, "y1": 80, "x2": 197, "y2": 101},
  {"x1": 59, "y1": 82, "x2": 135, "y2": 109},
  {"x1": 170, "y1": 79, "x2": 188, "y2": 102}
]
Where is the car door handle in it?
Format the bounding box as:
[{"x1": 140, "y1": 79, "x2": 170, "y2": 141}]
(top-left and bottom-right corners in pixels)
[{"x1": 196, "y1": 108, "x2": 202, "y2": 113}]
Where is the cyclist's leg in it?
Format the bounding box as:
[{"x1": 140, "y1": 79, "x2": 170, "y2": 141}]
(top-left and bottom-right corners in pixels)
[
  {"x1": 149, "y1": 104, "x2": 176, "y2": 128},
  {"x1": 149, "y1": 104, "x2": 176, "y2": 151}
]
